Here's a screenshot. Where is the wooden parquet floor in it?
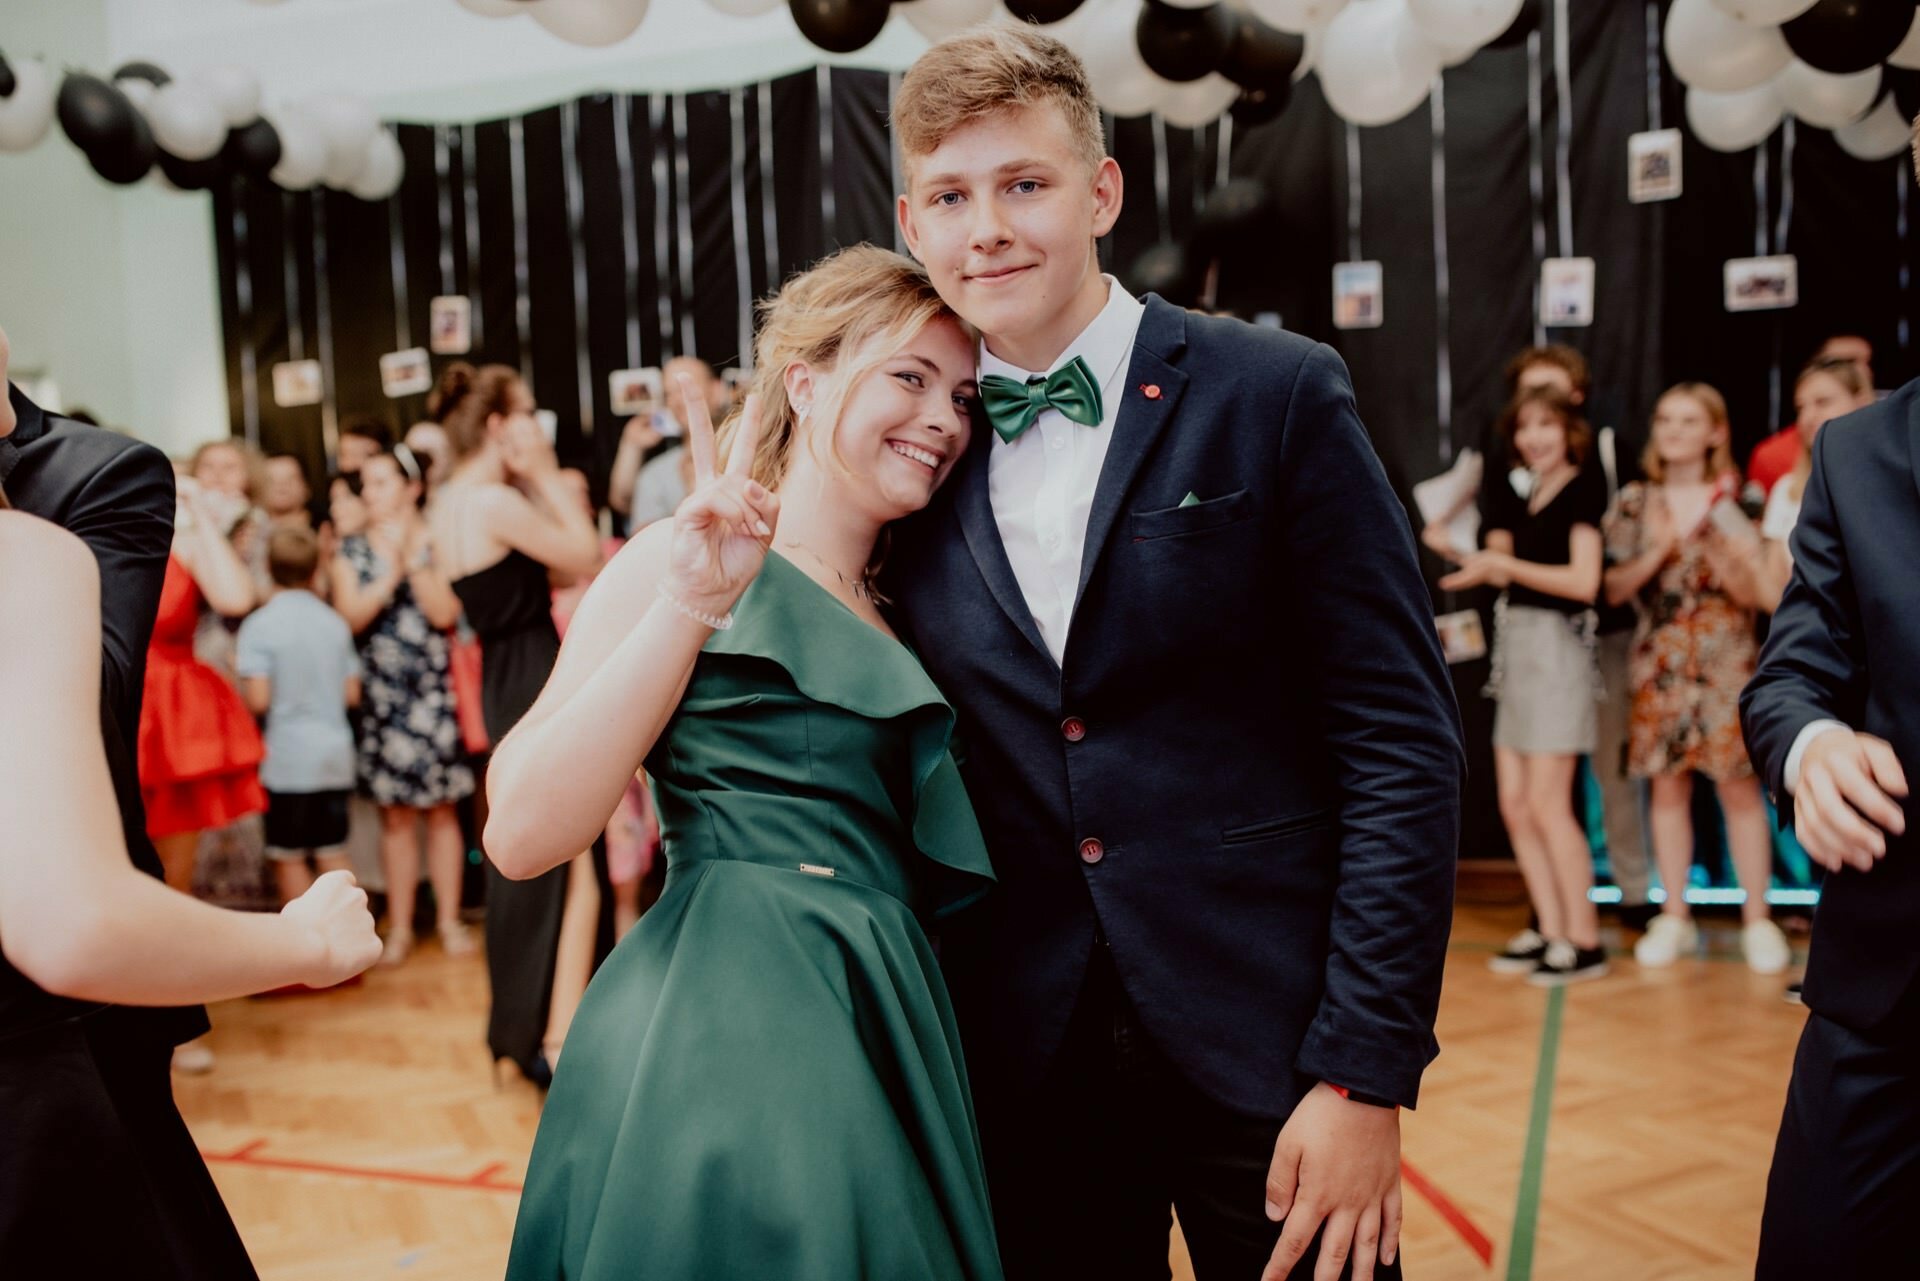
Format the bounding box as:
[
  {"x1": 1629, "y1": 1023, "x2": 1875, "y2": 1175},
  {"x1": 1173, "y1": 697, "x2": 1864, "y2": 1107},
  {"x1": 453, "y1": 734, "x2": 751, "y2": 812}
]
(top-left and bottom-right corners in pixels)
[{"x1": 176, "y1": 903, "x2": 1806, "y2": 1280}]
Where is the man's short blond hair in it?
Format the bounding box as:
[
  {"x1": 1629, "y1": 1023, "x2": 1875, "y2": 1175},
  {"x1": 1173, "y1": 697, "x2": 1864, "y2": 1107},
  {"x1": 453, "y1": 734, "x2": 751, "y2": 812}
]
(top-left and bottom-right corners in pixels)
[{"x1": 893, "y1": 25, "x2": 1107, "y2": 180}]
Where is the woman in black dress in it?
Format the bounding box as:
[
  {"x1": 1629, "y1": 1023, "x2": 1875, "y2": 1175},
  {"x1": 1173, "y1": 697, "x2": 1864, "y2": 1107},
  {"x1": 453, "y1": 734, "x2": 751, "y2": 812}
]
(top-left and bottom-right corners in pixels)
[
  {"x1": 0, "y1": 495, "x2": 382, "y2": 1276},
  {"x1": 424, "y1": 363, "x2": 605, "y2": 1085}
]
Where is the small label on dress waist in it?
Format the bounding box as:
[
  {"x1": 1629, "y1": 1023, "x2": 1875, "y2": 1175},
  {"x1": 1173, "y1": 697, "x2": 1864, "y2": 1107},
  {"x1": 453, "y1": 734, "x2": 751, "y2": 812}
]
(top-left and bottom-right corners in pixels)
[{"x1": 797, "y1": 864, "x2": 837, "y2": 878}]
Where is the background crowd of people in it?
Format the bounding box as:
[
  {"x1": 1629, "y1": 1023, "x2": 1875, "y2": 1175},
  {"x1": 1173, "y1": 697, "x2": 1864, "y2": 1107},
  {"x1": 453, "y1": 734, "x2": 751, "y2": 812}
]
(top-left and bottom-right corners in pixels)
[
  {"x1": 117, "y1": 354, "x2": 734, "y2": 1084},
  {"x1": 1427, "y1": 335, "x2": 1880, "y2": 989}
]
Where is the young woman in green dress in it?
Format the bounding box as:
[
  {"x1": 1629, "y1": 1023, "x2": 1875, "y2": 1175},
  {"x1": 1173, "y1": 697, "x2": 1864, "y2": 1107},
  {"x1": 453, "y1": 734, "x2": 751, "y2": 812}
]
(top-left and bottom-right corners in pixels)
[{"x1": 485, "y1": 245, "x2": 1002, "y2": 1280}]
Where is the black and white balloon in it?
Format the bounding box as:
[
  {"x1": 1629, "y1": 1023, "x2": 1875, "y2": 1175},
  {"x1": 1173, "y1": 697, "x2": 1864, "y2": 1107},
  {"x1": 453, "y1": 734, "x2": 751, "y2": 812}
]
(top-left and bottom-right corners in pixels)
[
  {"x1": 269, "y1": 110, "x2": 328, "y2": 191},
  {"x1": 223, "y1": 117, "x2": 283, "y2": 177},
  {"x1": 790, "y1": 0, "x2": 891, "y2": 53},
  {"x1": 158, "y1": 146, "x2": 230, "y2": 192},
  {"x1": 0, "y1": 56, "x2": 57, "y2": 152},
  {"x1": 0, "y1": 51, "x2": 15, "y2": 100},
  {"x1": 57, "y1": 74, "x2": 138, "y2": 155},
  {"x1": 1007, "y1": 0, "x2": 1088, "y2": 21},
  {"x1": 1221, "y1": 12, "x2": 1305, "y2": 92},
  {"x1": 1782, "y1": 0, "x2": 1919, "y2": 76},
  {"x1": 148, "y1": 81, "x2": 229, "y2": 161},
  {"x1": 88, "y1": 101, "x2": 158, "y2": 184},
  {"x1": 1137, "y1": 1, "x2": 1237, "y2": 83}
]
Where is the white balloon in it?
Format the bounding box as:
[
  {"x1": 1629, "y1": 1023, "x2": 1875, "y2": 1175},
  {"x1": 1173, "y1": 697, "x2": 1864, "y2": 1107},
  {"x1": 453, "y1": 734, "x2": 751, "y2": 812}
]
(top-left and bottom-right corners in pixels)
[
  {"x1": 270, "y1": 110, "x2": 328, "y2": 190},
  {"x1": 1774, "y1": 59, "x2": 1879, "y2": 129},
  {"x1": 454, "y1": 0, "x2": 527, "y2": 14},
  {"x1": 1707, "y1": 0, "x2": 1815, "y2": 23},
  {"x1": 1248, "y1": 0, "x2": 1348, "y2": 33},
  {"x1": 304, "y1": 93, "x2": 379, "y2": 186},
  {"x1": 148, "y1": 82, "x2": 228, "y2": 161},
  {"x1": 1158, "y1": 73, "x2": 1240, "y2": 126},
  {"x1": 1665, "y1": 0, "x2": 1791, "y2": 93},
  {"x1": 117, "y1": 78, "x2": 157, "y2": 111},
  {"x1": 706, "y1": 0, "x2": 785, "y2": 14},
  {"x1": 1319, "y1": 0, "x2": 1441, "y2": 127},
  {"x1": 0, "y1": 58, "x2": 56, "y2": 152},
  {"x1": 1158, "y1": 0, "x2": 1218, "y2": 9},
  {"x1": 1835, "y1": 93, "x2": 1913, "y2": 161},
  {"x1": 1079, "y1": 0, "x2": 1167, "y2": 117},
  {"x1": 897, "y1": 0, "x2": 997, "y2": 38},
  {"x1": 1890, "y1": 11, "x2": 1920, "y2": 71},
  {"x1": 192, "y1": 65, "x2": 262, "y2": 128},
  {"x1": 1406, "y1": 0, "x2": 1522, "y2": 53},
  {"x1": 1293, "y1": 14, "x2": 1327, "y2": 80},
  {"x1": 348, "y1": 129, "x2": 405, "y2": 201},
  {"x1": 532, "y1": 0, "x2": 651, "y2": 46},
  {"x1": 1685, "y1": 83, "x2": 1784, "y2": 151}
]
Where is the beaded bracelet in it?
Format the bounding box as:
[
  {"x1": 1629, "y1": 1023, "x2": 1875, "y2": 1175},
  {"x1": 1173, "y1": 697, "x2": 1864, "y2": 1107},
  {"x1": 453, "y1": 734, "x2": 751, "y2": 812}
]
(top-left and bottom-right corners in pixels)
[{"x1": 657, "y1": 583, "x2": 735, "y2": 631}]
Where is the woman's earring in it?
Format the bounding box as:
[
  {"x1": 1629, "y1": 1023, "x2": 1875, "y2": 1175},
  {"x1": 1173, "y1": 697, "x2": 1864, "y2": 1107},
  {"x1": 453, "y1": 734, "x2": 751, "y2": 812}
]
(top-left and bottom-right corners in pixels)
[{"x1": 796, "y1": 402, "x2": 811, "y2": 422}]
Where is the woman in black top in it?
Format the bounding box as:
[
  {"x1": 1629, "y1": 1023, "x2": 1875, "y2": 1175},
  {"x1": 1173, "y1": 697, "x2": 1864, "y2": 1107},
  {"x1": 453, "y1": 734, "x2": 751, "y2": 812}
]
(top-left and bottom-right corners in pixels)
[
  {"x1": 424, "y1": 363, "x2": 606, "y2": 1086},
  {"x1": 0, "y1": 494, "x2": 381, "y2": 1277},
  {"x1": 1441, "y1": 386, "x2": 1607, "y2": 985}
]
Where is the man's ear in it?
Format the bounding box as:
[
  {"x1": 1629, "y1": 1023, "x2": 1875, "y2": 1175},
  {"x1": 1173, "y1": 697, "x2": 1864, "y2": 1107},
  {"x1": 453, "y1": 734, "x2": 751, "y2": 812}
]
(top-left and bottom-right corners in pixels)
[
  {"x1": 897, "y1": 193, "x2": 923, "y2": 261},
  {"x1": 1090, "y1": 156, "x2": 1124, "y2": 240}
]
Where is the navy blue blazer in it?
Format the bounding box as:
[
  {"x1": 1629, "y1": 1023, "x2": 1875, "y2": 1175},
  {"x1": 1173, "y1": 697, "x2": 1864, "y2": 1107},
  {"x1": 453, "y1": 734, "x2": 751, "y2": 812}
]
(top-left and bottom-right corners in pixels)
[
  {"x1": 890, "y1": 298, "x2": 1464, "y2": 1116},
  {"x1": 1741, "y1": 379, "x2": 1920, "y2": 1033}
]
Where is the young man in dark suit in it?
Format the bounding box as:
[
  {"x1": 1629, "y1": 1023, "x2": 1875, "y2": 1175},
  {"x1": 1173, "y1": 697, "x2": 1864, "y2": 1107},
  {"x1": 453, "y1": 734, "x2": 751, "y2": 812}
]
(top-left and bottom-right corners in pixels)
[
  {"x1": 891, "y1": 29, "x2": 1464, "y2": 1281},
  {"x1": 1740, "y1": 131, "x2": 1920, "y2": 1276}
]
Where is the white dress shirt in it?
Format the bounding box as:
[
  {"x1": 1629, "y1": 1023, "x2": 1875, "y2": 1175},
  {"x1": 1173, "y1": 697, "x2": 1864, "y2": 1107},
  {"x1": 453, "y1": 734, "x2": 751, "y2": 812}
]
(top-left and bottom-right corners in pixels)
[{"x1": 983, "y1": 277, "x2": 1146, "y2": 666}]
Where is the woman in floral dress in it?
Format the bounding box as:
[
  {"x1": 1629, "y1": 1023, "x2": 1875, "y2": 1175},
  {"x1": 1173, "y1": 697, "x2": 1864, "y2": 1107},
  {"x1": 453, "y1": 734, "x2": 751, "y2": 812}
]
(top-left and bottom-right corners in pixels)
[
  {"x1": 332, "y1": 449, "x2": 476, "y2": 965},
  {"x1": 1603, "y1": 383, "x2": 1788, "y2": 975}
]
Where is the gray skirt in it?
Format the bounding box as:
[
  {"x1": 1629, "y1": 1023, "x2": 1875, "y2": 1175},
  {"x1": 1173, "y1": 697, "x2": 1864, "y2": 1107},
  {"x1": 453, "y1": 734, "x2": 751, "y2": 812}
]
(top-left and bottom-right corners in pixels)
[{"x1": 1488, "y1": 600, "x2": 1600, "y2": 756}]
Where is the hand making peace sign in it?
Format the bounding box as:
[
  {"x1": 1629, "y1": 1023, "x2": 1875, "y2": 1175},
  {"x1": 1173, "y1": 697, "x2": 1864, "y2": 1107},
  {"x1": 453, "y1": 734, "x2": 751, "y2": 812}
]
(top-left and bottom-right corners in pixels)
[{"x1": 664, "y1": 376, "x2": 780, "y2": 616}]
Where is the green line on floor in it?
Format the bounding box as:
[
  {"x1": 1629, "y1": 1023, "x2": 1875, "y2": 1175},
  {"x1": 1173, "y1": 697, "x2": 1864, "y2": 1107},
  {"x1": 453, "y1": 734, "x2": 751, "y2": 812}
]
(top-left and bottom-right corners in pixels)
[{"x1": 1505, "y1": 985, "x2": 1565, "y2": 1281}]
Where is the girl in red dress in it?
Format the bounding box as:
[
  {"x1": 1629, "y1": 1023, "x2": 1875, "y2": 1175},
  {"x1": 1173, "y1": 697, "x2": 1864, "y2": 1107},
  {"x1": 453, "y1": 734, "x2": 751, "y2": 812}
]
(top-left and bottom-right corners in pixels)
[{"x1": 140, "y1": 474, "x2": 265, "y2": 893}]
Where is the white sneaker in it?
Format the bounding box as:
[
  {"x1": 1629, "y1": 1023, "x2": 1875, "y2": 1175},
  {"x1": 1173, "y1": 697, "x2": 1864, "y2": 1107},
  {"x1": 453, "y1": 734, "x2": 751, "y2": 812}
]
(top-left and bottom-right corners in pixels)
[
  {"x1": 1633, "y1": 914, "x2": 1699, "y2": 968},
  {"x1": 1743, "y1": 919, "x2": 1792, "y2": 975}
]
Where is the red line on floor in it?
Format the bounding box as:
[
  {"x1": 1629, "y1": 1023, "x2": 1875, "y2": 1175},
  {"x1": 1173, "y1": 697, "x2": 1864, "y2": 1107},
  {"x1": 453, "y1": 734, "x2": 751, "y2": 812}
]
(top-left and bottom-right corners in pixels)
[
  {"x1": 1402, "y1": 1157, "x2": 1495, "y2": 1267},
  {"x1": 200, "y1": 1141, "x2": 523, "y2": 1194}
]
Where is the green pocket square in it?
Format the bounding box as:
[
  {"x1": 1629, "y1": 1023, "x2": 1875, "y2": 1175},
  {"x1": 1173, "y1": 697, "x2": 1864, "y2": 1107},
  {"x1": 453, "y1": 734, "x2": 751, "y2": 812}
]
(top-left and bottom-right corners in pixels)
[{"x1": 1179, "y1": 491, "x2": 1201, "y2": 508}]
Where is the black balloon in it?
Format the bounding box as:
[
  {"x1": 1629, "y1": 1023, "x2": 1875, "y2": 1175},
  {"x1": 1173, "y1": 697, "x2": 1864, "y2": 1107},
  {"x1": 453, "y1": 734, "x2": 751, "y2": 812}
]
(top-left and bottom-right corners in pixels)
[
  {"x1": 112, "y1": 60, "x2": 170, "y2": 88},
  {"x1": 1126, "y1": 241, "x2": 1201, "y2": 305},
  {"x1": 158, "y1": 145, "x2": 229, "y2": 192},
  {"x1": 1006, "y1": 0, "x2": 1085, "y2": 20},
  {"x1": 88, "y1": 106, "x2": 156, "y2": 185},
  {"x1": 1137, "y1": 2, "x2": 1235, "y2": 84},
  {"x1": 222, "y1": 118, "x2": 282, "y2": 176},
  {"x1": 1784, "y1": 0, "x2": 1918, "y2": 75},
  {"x1": 0, "y1": 51, "x2": 16, "y2": 100},
  {"x1": 57, "y1": 74, "x2": 137, "y2": 157},
  {"x1": 1488, "y1": 0, "x2": 1541, "y2": 49},
  {"x1": 789, "y1": 0, "x2": 890, "y2": 54},
  {"x1": 1221, "y1": 14, "x2": 1302, "y2": 93},
  {"x1": 1230, "y1": 82, "x2": 1292, "y2": 127}
]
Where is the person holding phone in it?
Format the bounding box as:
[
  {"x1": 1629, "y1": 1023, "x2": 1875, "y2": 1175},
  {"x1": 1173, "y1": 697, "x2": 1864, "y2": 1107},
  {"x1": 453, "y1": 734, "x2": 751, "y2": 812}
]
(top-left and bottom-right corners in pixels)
[{"x1": 1603, "y1": 384, "x2": 1786, "y2": 974}]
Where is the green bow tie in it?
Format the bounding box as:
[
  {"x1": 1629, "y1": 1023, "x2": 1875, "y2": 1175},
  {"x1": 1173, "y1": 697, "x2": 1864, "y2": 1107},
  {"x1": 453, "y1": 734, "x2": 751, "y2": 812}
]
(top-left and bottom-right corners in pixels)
[{"x1": 979, "y1": 355, "x2": 1104, "y2": 444}]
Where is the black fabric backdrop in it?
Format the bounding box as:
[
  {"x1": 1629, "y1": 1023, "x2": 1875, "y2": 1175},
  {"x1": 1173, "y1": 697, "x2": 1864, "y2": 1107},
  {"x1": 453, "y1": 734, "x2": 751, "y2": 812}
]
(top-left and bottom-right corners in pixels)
[{"x1": 210, "y1": 1, "x2": 1920, "y2": 859}]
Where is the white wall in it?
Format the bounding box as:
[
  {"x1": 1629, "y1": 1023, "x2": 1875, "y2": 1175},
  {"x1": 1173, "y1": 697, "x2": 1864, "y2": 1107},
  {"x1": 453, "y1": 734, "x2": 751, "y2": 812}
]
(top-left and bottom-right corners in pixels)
[{"x1": 0, "y1": 1, "x2": 228, "y2": 458}]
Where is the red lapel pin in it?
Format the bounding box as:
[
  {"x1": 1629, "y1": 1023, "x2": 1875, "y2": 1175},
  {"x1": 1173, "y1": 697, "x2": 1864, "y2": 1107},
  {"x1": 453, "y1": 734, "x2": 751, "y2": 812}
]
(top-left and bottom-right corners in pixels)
[{"x1": 1140, "y1": 383, "x2": 1162, "y2": 400}]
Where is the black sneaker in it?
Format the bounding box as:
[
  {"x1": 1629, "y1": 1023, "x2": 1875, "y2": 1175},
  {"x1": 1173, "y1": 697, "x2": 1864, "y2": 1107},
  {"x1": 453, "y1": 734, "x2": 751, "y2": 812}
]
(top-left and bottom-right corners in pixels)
[
  {"x1": 1488, "y1": 928, "x2": 1549, "y2": 974},
  {"x1": 1783, "y1": 982, "x2": 1804, "y2": 1006},
  {"x1": 1529, "y1": 940, "x2": 1610, "y2": 986}
]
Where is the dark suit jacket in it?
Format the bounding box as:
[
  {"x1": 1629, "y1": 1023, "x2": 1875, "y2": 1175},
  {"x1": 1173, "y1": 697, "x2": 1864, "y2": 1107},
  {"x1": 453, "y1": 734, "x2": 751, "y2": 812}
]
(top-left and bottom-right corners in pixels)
[
  {"x1": 1741, "y1": 379, "x2": 1920, "y2": 1033},
  {"x1": 1, "y1": 383, "x2": 208, "y2": 1046},
  {"x1": 891, "y1": 299, "x2": 1464, "y2": 1117}
]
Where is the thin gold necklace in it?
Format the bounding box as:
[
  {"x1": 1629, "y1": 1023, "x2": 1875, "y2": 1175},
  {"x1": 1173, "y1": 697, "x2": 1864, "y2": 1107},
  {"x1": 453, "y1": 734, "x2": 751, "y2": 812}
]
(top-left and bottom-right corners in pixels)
[{"x1": 782, "y1": 541, "x2": 874, "y2": 602}]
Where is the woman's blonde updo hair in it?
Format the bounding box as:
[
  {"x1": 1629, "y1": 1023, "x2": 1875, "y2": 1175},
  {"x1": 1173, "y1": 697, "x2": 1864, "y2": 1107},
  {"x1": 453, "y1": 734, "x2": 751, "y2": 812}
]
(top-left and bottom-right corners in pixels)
[
  {"x1": 428, "y1": 361, "x2": 526, "y2": 460},
  {"x1": 716, "y1": 244, "x2": 971, "y2": 493}
]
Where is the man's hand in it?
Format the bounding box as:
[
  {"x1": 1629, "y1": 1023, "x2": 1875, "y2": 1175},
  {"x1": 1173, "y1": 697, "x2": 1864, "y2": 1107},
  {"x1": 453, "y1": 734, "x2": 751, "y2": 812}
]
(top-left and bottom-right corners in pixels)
[
  {"x1": 1262, "y1": 1082, "x2": 1402, "y2": 1281},
  {"x1": 1796, "y1": 728, "x2": 1909, "y2": 872}
]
